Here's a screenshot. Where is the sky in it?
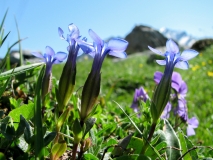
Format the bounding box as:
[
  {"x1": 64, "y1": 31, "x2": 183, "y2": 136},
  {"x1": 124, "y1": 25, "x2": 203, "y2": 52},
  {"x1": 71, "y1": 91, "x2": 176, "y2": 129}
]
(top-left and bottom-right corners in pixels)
[{"x1": 1, "y1": 0, "x2": 213, "y2": 58}]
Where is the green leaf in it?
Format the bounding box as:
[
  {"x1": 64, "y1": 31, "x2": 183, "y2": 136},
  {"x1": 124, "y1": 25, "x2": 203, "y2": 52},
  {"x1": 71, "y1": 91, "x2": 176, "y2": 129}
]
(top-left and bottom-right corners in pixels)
[
  {"x1": 163, "y1": 120, "x2": 182, "y2": 160},
  {"x1": 23, "y1": 118, "x2": 33, "y2": 144},
  {"x1": 145, "y1": 141, "x2": 167, "y2": 159},
  {"x1": 50, "y1": 141, "x2": 67, "y2": 160},
  {"x1": 0, "y1": 152, "x2": 6, "y2": 160},
  {"x1": 0, "y1": 9, "x2": 8, "y2": 36},
  {"x1": 73, "y1": 118, "x2": 83, "y2": 144},
  {"x1": 178, "y1": 130, "x2": 192, "y2": 160},
  {"x1": 0, "y1": 76, "x2": 11, "y2": 97},
  {"x1": 102, "y1": 138, "x2": 118, "y2": 152},
  {"x1": 83, "y1": 117, "x2": 96, "y2": 138},
  {"x1": 0, "y1": 116, "x2": 10, "y2": 133},
  {"x1": 184, "y1": 135, "x2": 198, "y2": 160},
  {"x1": 96, "y1": 123, "x2": 116, "y2": 137},
  {"x1": 9, "y1": 97, "x2": 22, "y2": 109},
  {"x1": 82, "y1": 153, "x2": 99, "y2": 160},
  {"x1": 8, "y1": 102, "x2": 34, "y2": 129},
  {"x1": 0, "y1": 62, "x2": 44, "y2": 81},
  {"x1": 127, "y1": 136, "x2": 144, "y2": 154},
  {"x1": 44, "y1": 132, "x2": 56, "y2": 147},
  {"x1": 114, "y1": 154, "x2": 151, "y2": 160},
  {"x1": 112, "y1": 134, "x2": 133, "y2": 157},
  {"x1": 56, "y1": 107, "x2": 72, "y2": 132},
  {"x1": 16, "y1": 115, "x2": 26, "y2": 138},
  {"x1": 18, "y1": 136, "x2": 29, "y2": 152},
  {"x1": 34, "y1": 66, "x2": 45, "y2": 160}
]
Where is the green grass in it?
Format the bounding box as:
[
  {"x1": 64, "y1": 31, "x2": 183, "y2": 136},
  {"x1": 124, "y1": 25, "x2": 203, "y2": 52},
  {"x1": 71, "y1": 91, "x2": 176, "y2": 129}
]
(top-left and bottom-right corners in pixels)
[{"x1": 52, "y1": 46, "x2": 213, "y2": 146}]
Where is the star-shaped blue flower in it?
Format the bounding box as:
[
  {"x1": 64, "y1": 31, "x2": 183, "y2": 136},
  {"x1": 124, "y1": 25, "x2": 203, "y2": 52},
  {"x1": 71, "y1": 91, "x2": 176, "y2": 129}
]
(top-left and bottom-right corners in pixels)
[{"x1": 148, "y1": 39, "x2": 199, "y2": 70}]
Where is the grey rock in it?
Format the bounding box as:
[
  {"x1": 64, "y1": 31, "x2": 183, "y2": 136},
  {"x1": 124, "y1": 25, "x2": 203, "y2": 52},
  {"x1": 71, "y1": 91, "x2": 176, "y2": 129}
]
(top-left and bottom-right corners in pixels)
[
  {"x1": 10, "y1": 50, "x2": 41, "y2": 66},
  {"x1": 125, "y1": 25, "x2": 167, "y2": 54},
  {"x1": 191, "y1": 38, "x2": 213, "y2": 52}
]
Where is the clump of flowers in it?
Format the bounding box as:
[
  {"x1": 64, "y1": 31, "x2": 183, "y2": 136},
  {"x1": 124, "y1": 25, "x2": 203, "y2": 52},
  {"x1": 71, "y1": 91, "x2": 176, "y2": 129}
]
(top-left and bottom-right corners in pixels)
[
  {"x1": 148, "y1": 39, "x2": 199, "y2": 124},
  {"x1": 154, "y1": 71, "x2": 199, "y2": 136}
]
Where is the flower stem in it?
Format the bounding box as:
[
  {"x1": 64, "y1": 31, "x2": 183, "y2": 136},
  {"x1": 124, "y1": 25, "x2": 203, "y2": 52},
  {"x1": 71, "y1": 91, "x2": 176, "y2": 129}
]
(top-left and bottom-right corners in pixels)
[
  {"x1": 71, "y1": 143, "x2": 78, "y2": 160},
  {"x1": 141, "y1": 123, "x2": 156, "y2": 154}
]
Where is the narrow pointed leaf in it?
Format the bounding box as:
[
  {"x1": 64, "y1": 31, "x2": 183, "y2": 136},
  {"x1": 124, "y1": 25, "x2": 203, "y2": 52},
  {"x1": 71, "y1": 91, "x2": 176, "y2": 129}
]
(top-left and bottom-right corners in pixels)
[
  {"x1": 44, "y1": 132, "x2": 57, "y2": 147},
  {"x1": 0, "y1": 62, "x2": 44, "y2": 81},
  {"x1": 34, "y1": 66, "x2": 45, "y2": 159}
]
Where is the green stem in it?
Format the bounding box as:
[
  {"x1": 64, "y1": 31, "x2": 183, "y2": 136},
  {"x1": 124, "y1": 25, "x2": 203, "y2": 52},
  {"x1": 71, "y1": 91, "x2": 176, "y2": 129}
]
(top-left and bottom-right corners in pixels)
[{"x1": 141, "y1": 123, "x2": 156, "y2": 154}]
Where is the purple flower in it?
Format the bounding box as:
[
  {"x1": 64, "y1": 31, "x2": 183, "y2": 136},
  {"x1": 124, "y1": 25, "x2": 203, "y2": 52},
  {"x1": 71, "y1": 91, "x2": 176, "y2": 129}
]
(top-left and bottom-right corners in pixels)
[
  {"x1": 161, "y1": 102, "x2": 172, "y2": 119},
  {"x1": 154, "y1": 71, "x2": 199, "y2": 136},
  {"x1": 175, "y1": 99, "x2": 188, "y2": 121},
  {"x1": 32, "y1": 46, "x2": 67, "y2": 99},
  {"x1": 154, "y1": 71, "x2": 188, "y2": 97},
  {"x1": 131, "y1": 87, "x2": 149, "y2": 113},
  {"x1": 58, "y1": 24, "x2": 80, "y2": 46},
  {"x1": 154, "y1": 71, "x2": 188, "y2": 119},
  {"x1": 77, "y1": 29, "x2": 128, "y2": 122},
  {"x1": 187, "y1": 117, "x2": 199, "y2": 136},
  {"x1": 77, "y1": 29, "x2": 128, "y2": 74},
  {"x1": 148, "y1": 39, "x2": 199, "y2": 70},
  {"x1": 57, "y1": 24, "x2": 86, "y2": 112}
]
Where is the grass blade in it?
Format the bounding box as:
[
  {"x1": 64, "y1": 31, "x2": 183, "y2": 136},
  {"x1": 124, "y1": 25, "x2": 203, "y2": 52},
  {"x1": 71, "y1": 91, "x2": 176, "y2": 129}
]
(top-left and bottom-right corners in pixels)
[{"x1": 113, "y1": 100, "x2": 162, "y2": 160}]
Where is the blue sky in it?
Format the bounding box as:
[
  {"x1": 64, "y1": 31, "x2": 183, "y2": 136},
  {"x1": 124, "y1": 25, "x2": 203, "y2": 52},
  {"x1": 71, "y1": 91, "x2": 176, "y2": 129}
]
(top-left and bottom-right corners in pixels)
[{"x1": 1, "y1": 0, "x2": 213, "y2": 58}]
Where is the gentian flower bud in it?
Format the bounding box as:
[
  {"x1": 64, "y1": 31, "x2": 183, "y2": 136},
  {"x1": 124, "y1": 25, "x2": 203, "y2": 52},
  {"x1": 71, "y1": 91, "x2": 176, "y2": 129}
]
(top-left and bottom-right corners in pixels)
[
  {"x1": 76, "y1": 29, "x2": 128, "y2": 122},
  {"x1": 57, "y1": 24, "x2": 84, "y2": 112},
  {"x1": 149, "y1": 39, "x2": 198, "y2": 123},
  {"x1": 31, "y1": 46, "x2": 67, "y2": 101}
]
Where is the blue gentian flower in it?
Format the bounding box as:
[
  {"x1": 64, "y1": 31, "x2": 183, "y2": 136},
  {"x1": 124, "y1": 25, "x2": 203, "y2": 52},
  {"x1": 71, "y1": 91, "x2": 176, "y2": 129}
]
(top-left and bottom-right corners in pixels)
[
  {"x1": 149, "y1": 41, "x2": 198, "y2": 123},
  {"x1": 148, "y1": 39, "x2": 199, "y2": 70},
  {"x1": 76, "y1": 29, "x2": 128, "y2": 122},
  {"x1": 32, "y1": 46, "x2": 67, "y2": 100},
  {"x1": 57, "y1": 24, "x2": 85, "y2": 112}
]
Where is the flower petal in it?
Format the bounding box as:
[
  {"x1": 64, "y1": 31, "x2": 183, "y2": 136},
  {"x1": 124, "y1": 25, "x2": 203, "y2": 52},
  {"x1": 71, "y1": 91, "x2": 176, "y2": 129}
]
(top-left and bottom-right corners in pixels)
[
  {"x1": 166, "y1": 39, "x2": 179, "y2": 54},
  {"x1": 58, "y1": 27, "x2": 65, "y2": 39},
  {"x1": 76, "y1": 39, "x2": 94, "y2": 54},
  {"x1": 107, "y1": 38, "x2": 128, "y2": 52},
  {"x1": 89, "y1": 29, "x2": 103, "y2": 48},
  {"x1": 156, "y1": 60, "x2": 166, "y2": 65},
  {"x1": 154, "y1": 71, "x2": 163, "y2": 84},
  {"x1": 108, "y1": 51, "x2": 127, "y2": 58},
  {"x1": 171, "y1": 72, "x2": 182, "y2": 92},
  {"x1": 187, "y1": 117, "x2": 199, "y2": 128},
  {"x1": 175, "y1": 61, "x2": 189, "y2": 70},
  {"x1": 187, "y1": 125, "x2": 195, "y2": 136},
  {"x1": 54, "y1": 52, "x2": 67, "y2": 61},
  {"x1": 161, "y1": 102, "x2": 172, "y2": 119},
  {"x1": 180, "y1": 49, "x2": 199, "y2": 61},
  {"x1": 68, "y1": 23, "x2": 80, "y2": 39},
  {"x1": 31, "y1": 52, "x2": 45, "y2": 59},
  {"x1": 45, "y1": 46, "x2": 55, "y2": 56},
  {"x1": 148, "y1": 46, "x2": 164, "y2": 56},
  {"x1": 179, "y1": 81, "x2": 187, "y2": 96}
]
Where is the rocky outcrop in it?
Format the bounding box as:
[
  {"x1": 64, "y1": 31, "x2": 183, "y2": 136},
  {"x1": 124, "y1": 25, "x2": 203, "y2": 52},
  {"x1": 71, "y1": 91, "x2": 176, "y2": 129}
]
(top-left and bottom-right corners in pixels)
[
  {"x1": 10, "y1": 50, "x2": 41, "y2": 66},
  {"x1": 191, "y1": 39, "x2": 213, "y2": 52},
  {"x1": 124, "y1": 25, "x2": 167, "y2": 54}
]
